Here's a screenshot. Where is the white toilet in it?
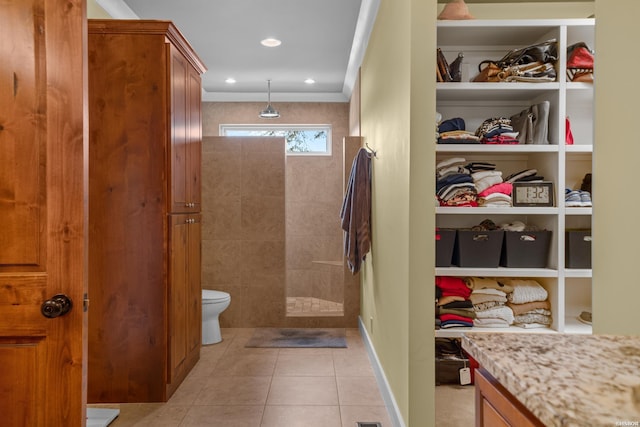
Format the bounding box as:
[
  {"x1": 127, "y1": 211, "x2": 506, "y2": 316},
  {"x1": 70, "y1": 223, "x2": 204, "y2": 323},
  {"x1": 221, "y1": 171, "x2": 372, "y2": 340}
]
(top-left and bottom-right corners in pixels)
[{"x1": 201, "y1": 289, "x2": 231, "y2": 345}]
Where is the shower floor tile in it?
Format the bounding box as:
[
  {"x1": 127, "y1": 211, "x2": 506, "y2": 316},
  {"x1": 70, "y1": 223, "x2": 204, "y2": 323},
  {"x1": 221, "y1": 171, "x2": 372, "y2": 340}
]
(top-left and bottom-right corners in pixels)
[{"x1": 286, "y1": 297, "x2": 344, "y2": 317}]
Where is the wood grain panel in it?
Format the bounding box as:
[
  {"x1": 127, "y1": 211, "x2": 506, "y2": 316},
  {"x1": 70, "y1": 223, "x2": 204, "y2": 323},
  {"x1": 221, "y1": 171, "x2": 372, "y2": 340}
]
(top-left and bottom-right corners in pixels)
[
  {"x1": 88, "y1": 26, "x2": 168, "y2": 403},
  {"x1": 0, "y1": 0, "x2": 46, "y2": 269},
  {"x1": 0, "y1": 341, "x2": 45, "y2": 427},
  {"x1": 475, "y1": 368, "x2": 545, "y2": 427}
]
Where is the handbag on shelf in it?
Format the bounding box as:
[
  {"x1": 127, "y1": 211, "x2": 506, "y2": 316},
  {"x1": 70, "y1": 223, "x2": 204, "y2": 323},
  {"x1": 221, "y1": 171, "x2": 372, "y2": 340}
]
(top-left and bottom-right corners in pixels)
[
  {"x1": 565, "y1": 117, "x2": 574, "y2": 145},
  {"x1": 437, "y1": 49, "x2": 464, "y2": 82},
  {"x1": 449, "y1": 52, "x2": 464, "y2": 82},
  {"x1": 509, "y1": 101, "x2": 550, "y2": 145},
  {"x1": 437, "y1": 48, "x2": 452, "y2": 82},
  {"x1": 567, "y1": 42, "x2": 594, "y2": 82},
  {"x1": 473, "y1": 62, "x2": 502, "y2": 82},
  {"x1": 472, "y1": 39, "x2": 558, "y2": 83}
]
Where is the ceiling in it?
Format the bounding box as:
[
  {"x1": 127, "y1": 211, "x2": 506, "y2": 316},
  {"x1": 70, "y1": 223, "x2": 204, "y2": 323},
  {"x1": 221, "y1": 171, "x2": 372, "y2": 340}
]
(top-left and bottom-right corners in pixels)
[{"x1": 97, "y1": 0, "x2": 379, "y2": 103}]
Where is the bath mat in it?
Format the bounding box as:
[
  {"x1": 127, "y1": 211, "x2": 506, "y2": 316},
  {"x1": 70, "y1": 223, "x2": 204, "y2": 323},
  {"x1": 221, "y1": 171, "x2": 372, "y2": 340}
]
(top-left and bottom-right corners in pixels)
[{"x1": 245, "y1": 328, "x2": 347, "y2": 348}]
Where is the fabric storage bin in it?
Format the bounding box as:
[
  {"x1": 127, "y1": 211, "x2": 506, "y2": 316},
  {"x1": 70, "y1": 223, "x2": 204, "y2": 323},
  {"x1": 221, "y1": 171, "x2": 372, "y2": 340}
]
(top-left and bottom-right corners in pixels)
[
  {"x1": 454, "y1": 229, "x2": 504, "y2": 267},
  {"x1": 436, "y1": 357, "x2": 469, "y2": 385},
  {"x1": 500, "y1": 230, "x2": 552, "y2": 268},
  {"x1": 566, "y1": 229, "x2": 592, "y2": 268},
  {"x1": 436, "y1": 228, "x2": 456, "y2": 267}
]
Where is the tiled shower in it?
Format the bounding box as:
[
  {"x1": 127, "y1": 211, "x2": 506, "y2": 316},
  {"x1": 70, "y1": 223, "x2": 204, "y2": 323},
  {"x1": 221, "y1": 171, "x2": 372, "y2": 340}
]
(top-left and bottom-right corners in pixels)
[{"x1": 200, "y1": 102, "x2": 360, "y2": 328}]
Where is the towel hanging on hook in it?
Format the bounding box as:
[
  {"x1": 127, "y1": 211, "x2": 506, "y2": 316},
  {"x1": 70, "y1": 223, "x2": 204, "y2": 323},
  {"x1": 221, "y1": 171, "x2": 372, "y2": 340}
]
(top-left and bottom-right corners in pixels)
[{"x1": 365, "y1": 142, "x2": 377, "y2": 158}]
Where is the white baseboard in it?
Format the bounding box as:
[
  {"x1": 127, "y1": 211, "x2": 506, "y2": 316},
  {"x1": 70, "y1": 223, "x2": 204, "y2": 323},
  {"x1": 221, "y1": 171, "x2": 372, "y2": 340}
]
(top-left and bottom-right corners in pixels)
[{"x1": 358, "y1": 316, "x2": 407, "y2": 427}]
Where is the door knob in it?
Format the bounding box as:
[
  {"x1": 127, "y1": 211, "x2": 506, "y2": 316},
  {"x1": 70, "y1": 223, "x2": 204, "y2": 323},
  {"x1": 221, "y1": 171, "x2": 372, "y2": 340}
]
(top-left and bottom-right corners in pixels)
[{"x1": 41, "y1": 294, "x2": 73, "y2": 318}]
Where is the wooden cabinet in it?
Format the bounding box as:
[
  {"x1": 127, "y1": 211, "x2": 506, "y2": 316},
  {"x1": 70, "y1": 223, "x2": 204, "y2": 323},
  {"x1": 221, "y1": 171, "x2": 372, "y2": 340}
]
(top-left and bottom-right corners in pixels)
[
  {"x1": 168, "y1": 214, "x2": 202, "y2": 394},
  {"x1": 475, "y1": 368, "x2": 544, "y2": 427},
  {"x1": 87, "y1": 19, "x2": 206, "y2": 403}
]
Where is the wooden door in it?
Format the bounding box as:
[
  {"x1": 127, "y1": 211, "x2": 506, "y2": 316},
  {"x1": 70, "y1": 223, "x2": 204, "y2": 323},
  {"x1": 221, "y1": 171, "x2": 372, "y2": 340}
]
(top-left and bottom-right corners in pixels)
[{"x1": 0, "y1": 0, "x2": 87, "y2": 426}]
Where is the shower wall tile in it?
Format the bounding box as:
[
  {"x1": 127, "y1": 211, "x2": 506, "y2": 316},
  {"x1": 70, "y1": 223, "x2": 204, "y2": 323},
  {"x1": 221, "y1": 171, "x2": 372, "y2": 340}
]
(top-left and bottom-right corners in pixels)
[
  {"x1": 202, "y1": 239, "x2": 242, "y2": 285},
  {"x1": 242, "y1": 151, "x2": 285, "y2": 197},
  {"x1": 241, "y1": 195, "x2": 285, "y2": 241},
  {"x1": 286, "y1": 236, "x2": 342, "y2": 270},
  {"x1": 204, "y1": 150, "x2": 241, "y2": 198},
  {"x1": 202, "y1": 105, "x2": 360, "y2": 328},
  {"x1": 240, "y1": 240, "x2": 285, "y2": 276},
  {"x1": 205, "y1": 196, "x2": 241, "y2": 240},
  {"x1": 287, "y1": 200, "x2": 342, "y2": 237}
]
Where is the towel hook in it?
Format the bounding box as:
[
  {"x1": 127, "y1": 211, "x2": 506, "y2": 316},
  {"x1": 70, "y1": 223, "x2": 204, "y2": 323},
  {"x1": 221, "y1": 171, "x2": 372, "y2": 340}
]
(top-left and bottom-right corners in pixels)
[{"x1": 365, "y1": 142, "x2": 377, "y2": 158}]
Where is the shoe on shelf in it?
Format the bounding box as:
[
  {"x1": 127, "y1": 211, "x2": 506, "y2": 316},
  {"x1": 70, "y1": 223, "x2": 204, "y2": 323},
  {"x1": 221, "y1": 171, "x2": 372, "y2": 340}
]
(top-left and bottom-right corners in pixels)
[
  {"x1": 577, "y1": 311, "x2": 592, "y2": 325},
  {"x1": 565, "y1": 189, "x2": 583, "y2": 207},
  {"x1": 580, "y1": 191, "x2": 592, "y2": 207}
]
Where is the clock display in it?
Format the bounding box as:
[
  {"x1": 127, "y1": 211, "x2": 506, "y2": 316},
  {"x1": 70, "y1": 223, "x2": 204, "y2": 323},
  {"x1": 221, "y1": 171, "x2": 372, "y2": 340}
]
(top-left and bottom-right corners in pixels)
[{"x1": 512, "y1": 182, "x2": 554, "y2": 207}]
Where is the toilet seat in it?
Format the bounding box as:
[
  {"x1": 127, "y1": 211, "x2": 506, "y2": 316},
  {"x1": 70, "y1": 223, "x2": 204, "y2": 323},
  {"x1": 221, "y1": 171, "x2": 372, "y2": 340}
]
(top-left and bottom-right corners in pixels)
[{"x1": 202, "y1": 289, "x2": 230, "y2": 303}]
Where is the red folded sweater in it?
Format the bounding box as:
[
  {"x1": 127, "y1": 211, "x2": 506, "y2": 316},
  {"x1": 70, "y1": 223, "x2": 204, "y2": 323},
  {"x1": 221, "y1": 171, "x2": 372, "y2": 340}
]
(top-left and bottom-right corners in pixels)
[
  {"x1": 436, "y1": 276, "x2": 472, "y2": 298},
  {"x1": 439, "y1": 313, "x2": 474, "y2": 323}
]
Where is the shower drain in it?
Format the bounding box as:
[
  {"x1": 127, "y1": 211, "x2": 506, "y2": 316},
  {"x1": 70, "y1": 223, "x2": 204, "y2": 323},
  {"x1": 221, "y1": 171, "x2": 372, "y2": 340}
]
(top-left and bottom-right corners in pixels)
[{"x1": 356, "y1": 423, "x2": 382, "y2": 427}]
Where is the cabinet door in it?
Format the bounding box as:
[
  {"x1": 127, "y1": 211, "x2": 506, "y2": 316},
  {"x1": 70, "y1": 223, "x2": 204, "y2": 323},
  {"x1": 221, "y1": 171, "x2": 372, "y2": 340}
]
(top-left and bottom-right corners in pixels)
[
  {"x1": 169, "y1": 215, "x2": 188, "y2": 384},
  {"x1": 187, "y1": 66, "x2": 202, "y2": 212},
  {"x1": 475, "y1": 368, "x2": 544, "y2": 427},
  {"x1": 187, "y1": 215, "x2": 202, "y2": 355},
  {"x1": 168, "y1": 214, "x2": 201, "y2": 389},
  {"x1": 169, "y1": 46, "x2": 202, "y2": 213}
]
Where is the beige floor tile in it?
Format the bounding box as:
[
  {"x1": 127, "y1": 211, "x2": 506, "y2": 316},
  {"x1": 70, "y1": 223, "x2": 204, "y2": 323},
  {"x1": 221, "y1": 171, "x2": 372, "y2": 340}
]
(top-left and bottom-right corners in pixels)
[
  {"x1": 274, "y1": 353, "x2": 335, "y2": 376},
  {"x1": 340, "y1": 405, "x2": 394, "y2": 427},
  {"x1": 195, "y1": 376, "x2": 272, "y2": 405},
  {"x1": 266, "y1": 376, "x2": 339, "y2": 405},
  {"x1": 166, "y1": 373, "x2": 207, "y2": 405},
  {"x1": 336, "y1": 377, "x2": 385, "y2": 406},
  {"x1": 90, "y1": 328, "x2": 396, "y2": 426},
  {"x1": 260, "y1": 405, "x2": 342, "y2": 427},
  {"x1": 278, "y1": 347, "x2": 333, "y2": 356},
  {"x1": 107, "y1": 403, "x2": 189, "y2": 427},
  {"x1": 180, "y1": 405, "x2": 264, "y2": 427},
  {"x1": 435, "y1": 385, "x2": 475, "y2": 427},
  {"x1": 333, "y1": 352, "x2": 375, "y2": 377},
  {"x1": 213, "y1": 352, "x2": 278, "y2": 376}
]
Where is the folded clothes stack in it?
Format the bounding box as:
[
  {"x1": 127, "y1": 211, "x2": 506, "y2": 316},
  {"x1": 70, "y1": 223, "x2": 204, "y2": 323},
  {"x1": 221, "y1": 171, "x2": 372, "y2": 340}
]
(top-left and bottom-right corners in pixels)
[
  {"x1": 436, "y1": 117, "x2": 480, "y2": 144},
  {"x1": 435, "y1": 276, "x2": 475, "y2": 329},
  {"x1": 436, "y1": 157, "x2": 477, "y2": 207},
  {"x1": 465, "y1": 277, "x2": 514, "y2": 328},
  {"x1": 500, "y1": 278, "x2": 552, "y2": 328}
]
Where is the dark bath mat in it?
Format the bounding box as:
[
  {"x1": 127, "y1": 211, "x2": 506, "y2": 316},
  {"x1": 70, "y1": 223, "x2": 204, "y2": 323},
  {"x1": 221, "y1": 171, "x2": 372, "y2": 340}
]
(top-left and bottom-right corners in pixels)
[{"x1": 245, "y1": 328, "x2": 347, "y2": 348}]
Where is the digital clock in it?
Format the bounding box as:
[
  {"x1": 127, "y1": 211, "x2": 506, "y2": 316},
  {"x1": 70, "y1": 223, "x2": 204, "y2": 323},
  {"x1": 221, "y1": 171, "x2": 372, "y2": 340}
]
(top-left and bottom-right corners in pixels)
[{"x1": 512, "y1": 182, "x2": 554, "y2": 207}]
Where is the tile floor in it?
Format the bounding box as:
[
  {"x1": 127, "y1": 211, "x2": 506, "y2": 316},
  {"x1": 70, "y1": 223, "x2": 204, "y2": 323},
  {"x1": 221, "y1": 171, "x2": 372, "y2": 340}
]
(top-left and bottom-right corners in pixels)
[
  {"x1": 90, "y1": 328, "x2": 393, "y2": 427},
  {"x1": 286, "y1": 297, "x2": 344, "y2": 317}
]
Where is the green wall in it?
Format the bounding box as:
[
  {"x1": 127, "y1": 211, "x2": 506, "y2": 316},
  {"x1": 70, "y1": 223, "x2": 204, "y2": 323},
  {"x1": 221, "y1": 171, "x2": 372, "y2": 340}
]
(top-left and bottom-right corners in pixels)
[
  {"x1": 360, "y1": 0, "x2": 436, "y2": 424},
  {"x1": 360, "y1": 0, "x2": 413, "y2": 421},
  {"x1": 592, "y1": 0, "x2": 640, "y2": 335}
]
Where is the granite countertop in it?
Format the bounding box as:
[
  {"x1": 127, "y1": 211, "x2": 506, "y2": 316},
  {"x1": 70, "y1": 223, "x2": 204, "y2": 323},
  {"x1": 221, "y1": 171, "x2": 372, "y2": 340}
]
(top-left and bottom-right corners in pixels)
[{"x1": 462, "y1": 332, "x2": 640, "y2": 427}]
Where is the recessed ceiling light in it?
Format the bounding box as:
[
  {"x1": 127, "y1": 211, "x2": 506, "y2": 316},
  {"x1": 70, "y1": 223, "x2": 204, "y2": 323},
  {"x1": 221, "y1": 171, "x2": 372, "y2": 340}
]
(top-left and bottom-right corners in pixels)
[
  {"x1": 304, "y1": 78, "x2": 315, "y2": 84},
  {"x1": 225, "y1": 78, "x2": 236, "y2": 84},
  {"x1": 260, "y1": 38, "x2": 282, "y2": 47}
]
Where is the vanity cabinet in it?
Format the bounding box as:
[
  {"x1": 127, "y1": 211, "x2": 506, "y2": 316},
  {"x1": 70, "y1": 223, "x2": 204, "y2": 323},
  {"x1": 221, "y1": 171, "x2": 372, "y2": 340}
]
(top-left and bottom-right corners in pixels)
[
  {"x1": 475, "y1": 368, "x2": 544, "y2": 427},
  {"x1": 87, "y1": 19, "x2": 206, "y2": 403}
]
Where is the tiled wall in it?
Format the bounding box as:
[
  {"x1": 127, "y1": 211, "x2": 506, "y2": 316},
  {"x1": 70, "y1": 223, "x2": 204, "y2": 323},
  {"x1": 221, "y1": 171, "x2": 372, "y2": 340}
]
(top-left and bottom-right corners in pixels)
[
  {"x1": 202, "y1": 136, "x2": 286, "y2": 327},
  {"x1": 201, "y1": 102, "x2": 360, "y2": 328}
]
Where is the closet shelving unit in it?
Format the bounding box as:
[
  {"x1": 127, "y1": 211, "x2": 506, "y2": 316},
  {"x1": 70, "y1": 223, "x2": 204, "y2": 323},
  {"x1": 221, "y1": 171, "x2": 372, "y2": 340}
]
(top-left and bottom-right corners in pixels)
[{"x1": 435, "y1": 19, "x2": 594, "y2": 338}]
